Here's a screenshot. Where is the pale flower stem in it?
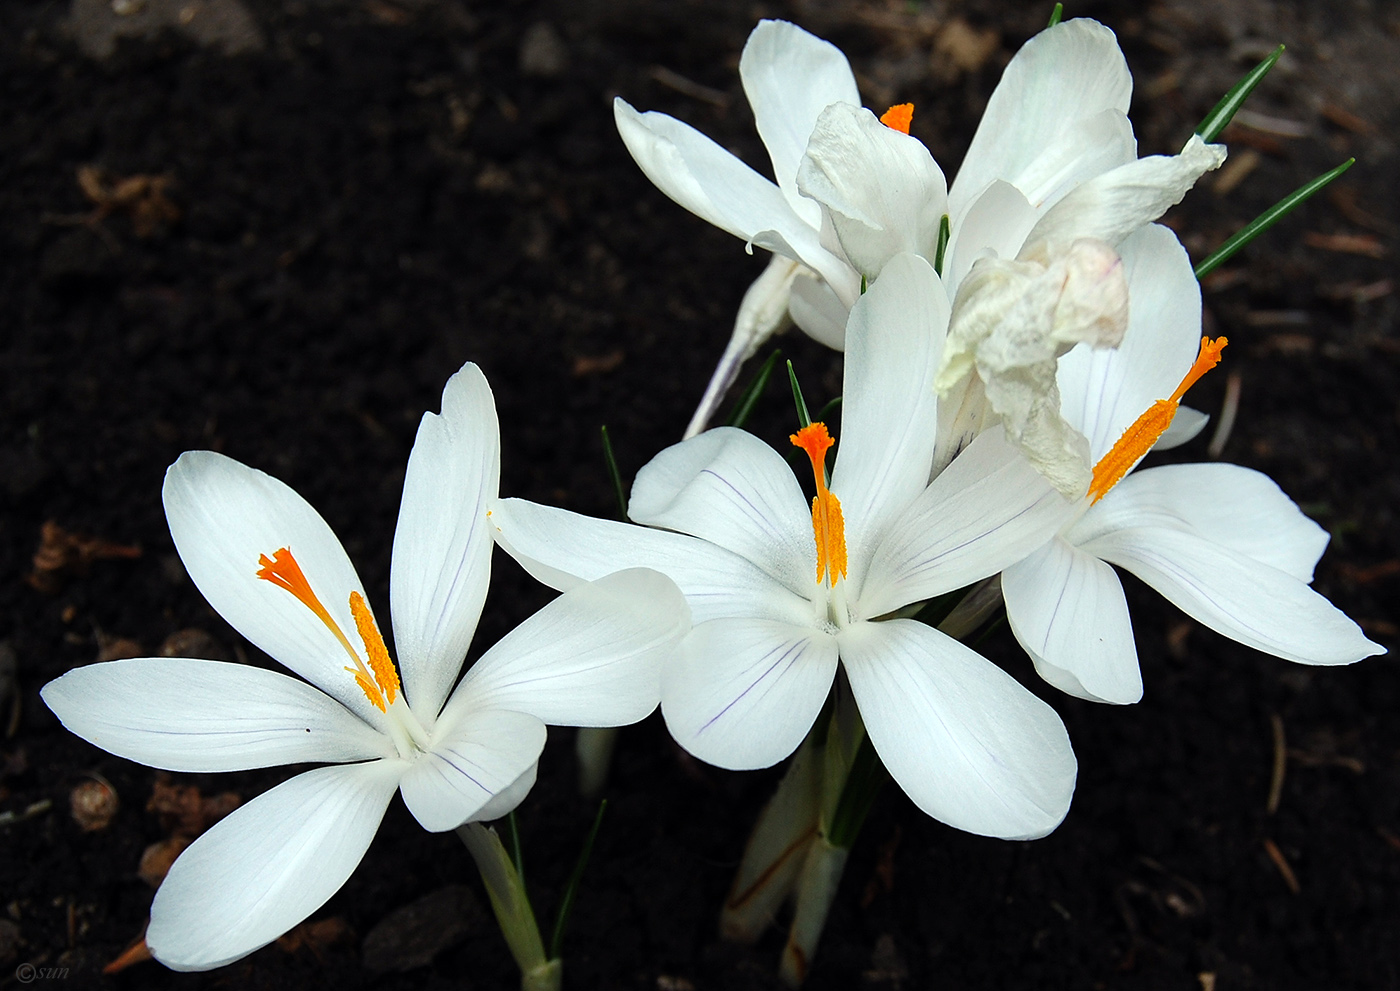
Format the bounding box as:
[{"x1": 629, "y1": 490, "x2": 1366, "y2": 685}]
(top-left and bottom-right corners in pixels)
[
  {"x1": 779, "y1": 836, "x2": 849, "y2": 988},
  {"x1": 575, "y1": 726, "x2": 619, "y2": 798},
  {"x1": 720, "y1": 732, "x2": 823, "y2": 943},
  {"x1": 456, "y1": 822, "x2": 559, "y2": 991}
]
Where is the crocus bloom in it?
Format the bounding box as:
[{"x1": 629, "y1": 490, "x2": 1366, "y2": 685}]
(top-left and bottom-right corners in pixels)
[
  {"x1": 1000, "y1": 225, "x2": 1384, "y2": 704},
  {"x1": 617, "y1": 18, "x2": 1223, "y2": 444},
  {"x1": 42, "y1": 363, "x2": 689, "y2": 970},
  {"x1": 491, "y1": 254, "x2": 1078, "y2": 839}
]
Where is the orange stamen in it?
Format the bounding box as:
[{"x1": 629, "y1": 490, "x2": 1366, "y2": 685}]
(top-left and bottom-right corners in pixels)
[
  {"x1": 350, "y1": 591, "x2": 399, "y2": 709},
  {"x1": 790, "y1": 422, "x2": 848, "y2": 586},
  {"x1": 879, "y1": 103, "x2": 914, "y2": 134},
  {"x1": 1088, "y1": 336, "x2": 1228, "y2": 503},
  {"x1": 256, "y1": 547, "x2": 397, "y2": 712}
]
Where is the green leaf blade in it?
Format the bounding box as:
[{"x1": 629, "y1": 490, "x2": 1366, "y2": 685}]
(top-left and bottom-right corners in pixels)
[{"x1": 1195, "y1": 44, "x2": 1284, "y2": 143}]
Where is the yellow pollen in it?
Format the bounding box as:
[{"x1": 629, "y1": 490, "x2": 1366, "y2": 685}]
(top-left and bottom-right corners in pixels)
[
  {"x1": 256, "y1": 547, "x2": 398, "y2": 713},
  {"x1": 790, "y1": 422, "x2": 848, "y2": 586},
  {"x1": 349, "y1": 591, "x2": 399, "y2": 710},
  {"x1": 880, "y1": 103, "x2": 914, "y2": 134},
  {"x1": 1088, "y1": 336, "x2": 1229, "y2": 503}
]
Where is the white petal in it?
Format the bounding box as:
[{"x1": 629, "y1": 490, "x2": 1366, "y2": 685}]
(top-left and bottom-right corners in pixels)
[
  {"x1": 859, "y1": 429, "x2": 1073, "y2": 617},
  {"x1": 614, "y1": 98, "x2": 848, "y2": 289},
  {"x1": 146, "y1": 761, "x2": 403, "y2": 971},
  {"x1": 788, "y1": 271, "x2": 851, "y2": 350},
  {"x1": 390, "y1": 362, "x2": 499, "y2": 721},
  {"x1": 471, "y1": 762, "x2": 540, "y2": 823},
  {"x1": 1002, "y1": 539, "x2": 1141, "y2": 704},
  {"x1": 943, "y1": 179, "x2": 1039, "y2": 293},
  {"x1": 949, "y1": 18, "x2": 1133, "y2": 218},
  {"x1": 399, "y1": 709, "x2": 546, "y2": 832},
  {"x1": 628, "y1": 427, "x2": 814, "y2": 597},
  {"x1": 1028, "y1": 134, "x2": 1226, "y2": 249},
  {"x1": 448, "y1": 568, "x2": 689, "y2": 728},
  {"x1": 489, "y1": 498, "x2": 812, "y2": 626},
  {"x1": 831, "y1": 253, "x2": 945, "y2": 576},
  {"x1": 741, "y1": 19, "x2": 860, "y2": 225},
  {"x1": 662, "y1": 618, "x2": 839, "y2": 771},
  {"x1": 1156, "y1": 405, "x2": 1209, "y2": 450},
  {"x1": 796, "y1": 103, "x2": 949, "y2": 280},
  {"x1": 1057, "y1": 224, "x2": 1202, "y2": 460},
  {"x1": 840, "y1": 619, "x2": 1076, "y2": 839},
  {"x1": 1076, "y1": 462, "x2": 1331, "y2": 582},
  {"x1": 162, "y1": 451, "x2": 380, "y2": 722},
  {"x1": 1086, "y1": 524, "x2": 1384, "y2": 666},
  {"x1": 41, "y1": 657, "x2": 391, "y2": 771}
]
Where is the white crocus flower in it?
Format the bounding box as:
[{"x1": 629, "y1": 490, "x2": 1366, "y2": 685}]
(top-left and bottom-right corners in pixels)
[
  {"x1": 617, "y1": 18, "x2": 1223, "y2": 442},
  {"x1": 41, "y1": 363, "x2": 689, "y2": 971},
  {"x1": 490, "y1": 254, "x2": 1078, "y2": 840},
  {"x1": 1000, "y1": 225, "x2": 1384, "y2": 704}
]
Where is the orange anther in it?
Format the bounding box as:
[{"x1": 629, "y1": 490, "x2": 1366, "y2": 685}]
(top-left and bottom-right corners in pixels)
[
  {"x1": 350, "y1": 591, "x2": 399, "y2": 709},
  {"x1": 1088, "y1": 336, "x2": 1228, "y2": 503},
  {"x1": 790, "y1": 423, "x2": 848, "y2": 586},
  {"x1": 879, "y1": 103, "x2": 914, "y2": 134}
]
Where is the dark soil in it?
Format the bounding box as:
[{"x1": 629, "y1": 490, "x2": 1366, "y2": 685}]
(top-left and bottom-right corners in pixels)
[{"x1": 2, "y1": 1, "x2": 1397, "y2": 989}]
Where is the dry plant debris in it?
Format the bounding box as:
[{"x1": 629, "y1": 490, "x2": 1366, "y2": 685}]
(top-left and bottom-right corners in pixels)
[{"x1": 27, "y1": 521, "x2": 141, "y2": 595}]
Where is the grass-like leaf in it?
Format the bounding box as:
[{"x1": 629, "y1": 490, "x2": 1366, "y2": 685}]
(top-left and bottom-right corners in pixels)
[
  {"x1": 1047, "y1": 3, "x2": 1063, "y2": 28},
  {"x1": 725, "y1": 347, "x2": 783, "y2": 429},
  {"x1": 548, "y1": 800, "x2": 608, "y2": 960},
  {"x1": 1195, "y1": 45, "x2": 1284, "y2": 143},
  {"x1": 600, "y1": 425, "x2": 628, "y2": 521},
  {"x1": 933, "y1": 213, "x2": 951, "y2": 277},
  {"x1": 787, "y1": 360, "x2": 813, "y2": 429},
  {"x1": 1194, "y1": 158, "x2": 1355, "y2": 280}
]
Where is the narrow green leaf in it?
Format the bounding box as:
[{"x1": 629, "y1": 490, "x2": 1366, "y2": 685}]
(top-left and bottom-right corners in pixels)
[
  {"x1": 826, "y1": 731, "x2": 889, "y2": 849},
  {"x1": 933, "y1": 213, "x2": 951, "y2": 277},
  {"x1": 507, "y1": 811, "x2": 526, "y2": 884},
  {"x1": 725, "y1": 347, "x2": 784, "y2": 429},
  {"x1": 814, "y1": 396, "x2": 843, "y2": 426},
  {"x1": 548, "y1": 800, "x2": 608, "y2": 960},
  {"x1": 1046, "y1": 3, "x2": 1063, "y2": 28},
  {"x1": 1194, "y1": 158, "x2": 1354, "y2": 280},
  {"x1": 859, "y1": 274, "x2": 868, "y2": 295},
  {"x1": 600, "y1": 425, "x2": 628, "y2": 521},
  {"x1": 1195, "y1": 45, "x2": 1284, "y2": 143},
  {"x1": 787, "y1": 360, "x2": 813, "y2": 429}
]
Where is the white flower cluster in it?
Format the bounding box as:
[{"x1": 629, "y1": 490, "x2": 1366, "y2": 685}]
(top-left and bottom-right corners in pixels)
[{"x1": 42, "y1": 16, "x2": 1381, "y2": 977}]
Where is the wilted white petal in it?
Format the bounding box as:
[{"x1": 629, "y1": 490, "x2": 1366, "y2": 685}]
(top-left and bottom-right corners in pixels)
[
  {"x1": 1029, "y1": 134, "x2": 1226, "y2": 249},
  {"x1": 685, "y1": 255, "x2": 802, "y2": 440},
  {"x1": 831, "y1": 253, "x2": 945, "y2": 573},
  {"x1": 629, "y1": 427, "x2": 814, "y2": 596},
  {"x1": 741, "y1": 19, "x2": 860, "y2": 224},
  {"x1": 399, "y1": 709, "x2": 546, "y2": 832},
  {"x1": 662, "y1": 618, "x2": 839, "y2": 771},
  {"x1": 1086, "y1": 525, "x2": 1384, "y2": 666},
  {"x1": 162, "y1": 451, "x2": 380, "y2": 722},
  {"x1": 449, "y1": 568, "x2": 689, "y2": 728},
  {"x1": 797, "y1": 103, "x2": 949, "y2": 280},
  {"x1": 1002, "y1": 538, "x2": 1142, "y2": 704},
  {"x1": 42, "y1": 658, "x2": 392, "y2": 772},
  {"x1": 1057, "y1": 224, "x2": 1202, "y2": 460},
  {"x1": 859, "y1": 428, "x2": 1073, "y2": 617},
  {"x1": 949, "y1": 18, "x2": 1133, "y2": 218},
  {"x1": 489, "y1": 498, "x2": 812, "y2": 627},
  {"x1": 391, "y1": 362, "x2": 499, "y2": 723},
  {"x1": 1075, "y1": 463, "x2": 1331, "y2": 582},
  {"x1": 840, "y1": 619, "x2": 1076, "y2": 839},
  {"x1": 147, "y1": 761, "x2": 403, "y2": 971}
]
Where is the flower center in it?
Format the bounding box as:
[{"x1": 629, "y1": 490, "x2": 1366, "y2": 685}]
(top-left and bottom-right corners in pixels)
[
  {"x1": 256, "y1": 547, "x2": 401, "y2": 713},
  {"x1": 1087, "y1": 336, "x2": 1228, "y2": 503},
  {"x1": 879, "y1": 103, "x2": 914, "y2": 134},
  {"x1": 790, "y1": 422, "x2": 848, "y2": 587}
]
